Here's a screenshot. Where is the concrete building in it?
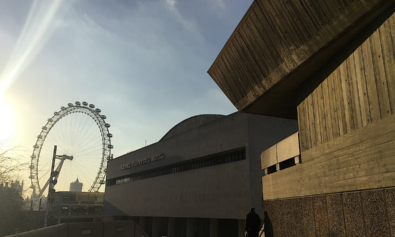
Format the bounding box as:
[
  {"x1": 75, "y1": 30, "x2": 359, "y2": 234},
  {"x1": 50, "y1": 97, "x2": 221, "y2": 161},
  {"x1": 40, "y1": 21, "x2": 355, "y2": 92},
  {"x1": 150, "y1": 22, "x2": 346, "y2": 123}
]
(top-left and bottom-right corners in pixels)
[
  {"x1": 104, "y1": 112, "x2": 297, "y2": 237},
  {"x1": 208, "y1": 0, "x2": 395, "y2": 236},
  {"x1": 52, "y1": 191, "x2": 106, "y2": 224}
]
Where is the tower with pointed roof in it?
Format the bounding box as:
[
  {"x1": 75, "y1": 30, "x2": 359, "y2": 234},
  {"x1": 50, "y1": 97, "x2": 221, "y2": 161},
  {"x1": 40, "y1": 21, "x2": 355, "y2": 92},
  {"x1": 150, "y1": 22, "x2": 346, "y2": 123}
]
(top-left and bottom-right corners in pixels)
[{"x1": 69, "y1": 178, "x2": 83, "y2": 192}]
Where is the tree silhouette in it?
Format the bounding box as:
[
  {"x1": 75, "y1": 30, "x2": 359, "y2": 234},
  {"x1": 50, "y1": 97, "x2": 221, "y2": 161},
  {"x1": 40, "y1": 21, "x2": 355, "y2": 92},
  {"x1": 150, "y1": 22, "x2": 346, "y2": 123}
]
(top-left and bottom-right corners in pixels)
[{"x1": 0, "y1": 141, "x2": 31, "y2": 236}]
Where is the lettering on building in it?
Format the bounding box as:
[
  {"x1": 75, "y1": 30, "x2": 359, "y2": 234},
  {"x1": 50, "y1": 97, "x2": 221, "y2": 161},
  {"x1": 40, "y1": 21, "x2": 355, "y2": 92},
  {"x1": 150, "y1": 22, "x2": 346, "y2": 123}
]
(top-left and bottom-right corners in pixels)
[{"x1": 121, "y1": 153, "x2": 165, "y2": 170}]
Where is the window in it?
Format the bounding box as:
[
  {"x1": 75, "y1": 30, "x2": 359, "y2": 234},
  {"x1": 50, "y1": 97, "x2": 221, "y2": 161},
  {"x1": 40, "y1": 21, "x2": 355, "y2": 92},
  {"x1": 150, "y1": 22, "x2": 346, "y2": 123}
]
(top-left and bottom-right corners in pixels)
[{"x1": 108, "y1": 148, "x2": 246, "y2": 186}]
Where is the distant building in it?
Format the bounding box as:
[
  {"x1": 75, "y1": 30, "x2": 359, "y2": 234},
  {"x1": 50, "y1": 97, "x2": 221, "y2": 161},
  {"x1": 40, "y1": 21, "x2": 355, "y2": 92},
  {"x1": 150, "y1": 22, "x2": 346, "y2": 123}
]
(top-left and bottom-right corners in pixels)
[
  {"x1": 0, "y1": 180, "x2": 23, "y2": 195},
  {"x1": 51, "y1": 191, "x2": 106, "y2": 224},
  {"x1": 69, "y1": 178, "x2": 83, "y2": 192}
]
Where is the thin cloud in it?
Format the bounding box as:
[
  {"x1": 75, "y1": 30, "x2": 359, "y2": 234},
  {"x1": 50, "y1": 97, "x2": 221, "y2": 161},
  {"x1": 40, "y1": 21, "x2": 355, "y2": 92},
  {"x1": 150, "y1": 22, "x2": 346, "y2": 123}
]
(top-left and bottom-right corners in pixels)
[
  {"x1": 166, "y1": 0, "x2": 176, "y2": 11},
  {"x1": 0, "y1": 0, "x2": 71, "y2": 96}
]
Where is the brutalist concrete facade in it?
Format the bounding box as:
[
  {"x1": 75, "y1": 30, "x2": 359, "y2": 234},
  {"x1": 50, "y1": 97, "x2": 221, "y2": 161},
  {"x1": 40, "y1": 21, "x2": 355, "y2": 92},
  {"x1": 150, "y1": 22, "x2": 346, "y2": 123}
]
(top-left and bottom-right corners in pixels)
[
  {"x1": 208, "y1": 0, "x2": 395, "y2": 236},
  {"x1": 104, "y1": 112, "x2": 297, "y2": 237}
]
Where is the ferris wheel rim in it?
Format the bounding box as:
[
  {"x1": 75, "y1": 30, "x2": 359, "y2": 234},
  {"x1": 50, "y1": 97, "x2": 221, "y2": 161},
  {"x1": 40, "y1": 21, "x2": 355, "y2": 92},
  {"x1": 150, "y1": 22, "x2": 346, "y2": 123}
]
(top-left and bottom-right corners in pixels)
[{"x1": 29, "y1": 101, "x2": 112, "y2": 196}]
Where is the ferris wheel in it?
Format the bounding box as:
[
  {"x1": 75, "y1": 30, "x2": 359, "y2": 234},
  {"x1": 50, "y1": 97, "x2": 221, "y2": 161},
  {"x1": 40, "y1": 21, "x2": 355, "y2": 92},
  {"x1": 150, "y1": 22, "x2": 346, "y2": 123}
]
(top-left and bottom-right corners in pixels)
[{"x1": 29, "y1": 101, "x2": 113, "y2": 197}]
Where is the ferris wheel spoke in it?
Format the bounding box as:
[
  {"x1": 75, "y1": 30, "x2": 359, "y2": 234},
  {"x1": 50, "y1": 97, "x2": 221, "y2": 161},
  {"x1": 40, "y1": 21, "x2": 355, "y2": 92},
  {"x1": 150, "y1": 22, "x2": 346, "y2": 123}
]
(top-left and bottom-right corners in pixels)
[
  {"x1": 59, "y1": 119, "x2": 70, "y2": 154},
  {"x1": 77, "y1": 113, "x2": 92, "y2": 144},
  {"x1": 69, "y1": 161, "x2": 95, "y2": 186},
  {"x1": 66, "y1": 113, "x2": 75, "y2": 153},
  {"x1": 76, "y1": 125, "x2": 100, "y2": 150},
  {"x1": 71, "y1": 123, "x2": 96, "y2": 153},
  {"x1": 71, "y1": 113, "x2": 86, "y2": 148},
  {"x1": 72, "y1": 162, "x2": 95, "y2": 182},
  {"x1": 72, "y1": 113, "x2": 85, "y2": 150},
  {"x1": 46, "y1": 133, "x2": 62, "y2": 150},
  {"x1": 74, "y1": 144, "x2": 102, "y2": 156}
]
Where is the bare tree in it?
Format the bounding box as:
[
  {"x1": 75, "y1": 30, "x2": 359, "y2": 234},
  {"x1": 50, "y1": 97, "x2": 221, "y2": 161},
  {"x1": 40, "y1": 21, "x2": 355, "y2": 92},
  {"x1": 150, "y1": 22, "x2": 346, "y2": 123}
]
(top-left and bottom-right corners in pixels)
[
  {"x1": 0, "y1": 141, "x2": 34, "y2": 236},
  {"x1": 0, "y1": 140, "x2": 27, "y2": 184}
]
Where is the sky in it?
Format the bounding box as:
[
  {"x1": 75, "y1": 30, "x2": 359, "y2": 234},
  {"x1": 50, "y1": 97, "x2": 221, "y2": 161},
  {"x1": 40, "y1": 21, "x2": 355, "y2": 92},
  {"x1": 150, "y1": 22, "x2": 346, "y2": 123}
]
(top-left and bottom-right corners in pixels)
[{"x1": 0, "y1": 0, "x2": 253, "y2": 193}]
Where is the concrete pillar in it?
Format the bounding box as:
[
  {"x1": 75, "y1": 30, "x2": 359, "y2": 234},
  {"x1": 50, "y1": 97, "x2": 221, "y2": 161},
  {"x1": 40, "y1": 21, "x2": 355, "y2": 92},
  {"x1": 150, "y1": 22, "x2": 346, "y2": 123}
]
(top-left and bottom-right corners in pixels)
[
  {"x1": 152, "y1": 217, "x2": 159, "y2": 237},
  {"x1": 238, "y1": 219, "x2": 245, "y2": 237},
  {"x1": 210, "y1": 219, "x2": 217, "y2": 237},
  {"x1": 139, "y1": 216, "x2": 145, "y2": 230},
  {"x1": 187, "y1": 218, "x2": 194, "y2": 237},
  {"x1": 168, "y1": 217, "x2": 175, "y2": 237}
]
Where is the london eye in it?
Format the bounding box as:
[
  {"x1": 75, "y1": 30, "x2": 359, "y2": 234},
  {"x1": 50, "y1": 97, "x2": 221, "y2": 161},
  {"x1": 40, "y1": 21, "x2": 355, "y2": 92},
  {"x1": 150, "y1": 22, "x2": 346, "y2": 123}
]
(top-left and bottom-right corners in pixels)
[{"x1": 29, "y1": 101, "x2": 113, "y2": 198}]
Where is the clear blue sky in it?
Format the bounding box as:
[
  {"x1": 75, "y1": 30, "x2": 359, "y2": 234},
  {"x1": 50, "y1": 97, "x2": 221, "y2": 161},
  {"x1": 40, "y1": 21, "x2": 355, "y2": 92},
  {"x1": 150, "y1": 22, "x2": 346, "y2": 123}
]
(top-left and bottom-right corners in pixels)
[{"x1": 0, "y1": 0, "x2": 253, "y2": 192}]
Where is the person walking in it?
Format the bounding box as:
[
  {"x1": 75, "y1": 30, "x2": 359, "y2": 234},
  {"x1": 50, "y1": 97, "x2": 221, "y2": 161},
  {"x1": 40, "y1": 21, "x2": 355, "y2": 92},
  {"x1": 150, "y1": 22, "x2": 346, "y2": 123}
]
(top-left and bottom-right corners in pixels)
[{"x1": 245, "y1": 208, "x2": 261, "y2": 237}]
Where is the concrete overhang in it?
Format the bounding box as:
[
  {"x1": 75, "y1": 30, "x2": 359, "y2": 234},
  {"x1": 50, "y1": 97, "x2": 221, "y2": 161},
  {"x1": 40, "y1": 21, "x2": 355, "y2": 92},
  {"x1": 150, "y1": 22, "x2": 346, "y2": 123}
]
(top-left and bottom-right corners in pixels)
[{"x1": 208, "y1": 0, "x2": 395, "y2": 119}]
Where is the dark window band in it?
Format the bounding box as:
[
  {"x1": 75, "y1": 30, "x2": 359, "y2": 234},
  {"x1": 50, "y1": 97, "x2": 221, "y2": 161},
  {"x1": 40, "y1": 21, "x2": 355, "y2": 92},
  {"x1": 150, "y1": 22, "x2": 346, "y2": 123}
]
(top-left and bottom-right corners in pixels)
[{"x1": 107, "y1": 148, "x2": 246, "y2": 186}]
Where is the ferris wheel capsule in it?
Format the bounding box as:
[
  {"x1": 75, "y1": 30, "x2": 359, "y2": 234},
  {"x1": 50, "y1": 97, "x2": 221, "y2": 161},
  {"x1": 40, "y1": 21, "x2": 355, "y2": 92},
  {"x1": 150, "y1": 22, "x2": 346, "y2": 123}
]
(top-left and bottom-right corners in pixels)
[
  {"x1": 105, "y1": 123, "x2": 110, "y2": 128},
  {"x1": 68, "y1": 103, "x2": 74, "y2": 107},
  {"x1": 37, "y1": 135, "x2": 42, "y2": 139},
  {"x1": 95, "y1": 108, "x2": 101, "y2": 113},
  {"x1": 108, "y1": 145, "x2": 113, "y2": 149},
  {"x1": 42, "y1": 126, "x2": 47, "y2": 130},
  {"x1": 75, "y1": 101, "x2": 81, "y2": 106},
  {"x1": 48, "y1": 118, "x2": 53, "y2": 122},
  {"x1": 31, "y1": 155, "x2": 36, "y2": 159},
  {"x1": 107, "y1": 133, "x2": 113, "y2": 138},
  {"x1": 29, "y1": 165, "x2": 35, "y2": 169},
  {"x1": 54, "y1": 112, "x2": 59, "y2": 115},
  {"x1": 33, "y1": 145, "x2": 39, "y2": 148},
  {"x1": 61, "y1": 106, "x2": 66, "y2": 110},
  {"x1": 89, "y1": 104, "x2": 95, "y2": 108},
  {"x1": 82, "y1": 101, "x2": 88, "y2": 106},
  {"x1": 100, "y1": 180, "x2": 105, "y2": 184},
  {"x1": 100, "y1": 115, "x2": 106, "y2": 119}
]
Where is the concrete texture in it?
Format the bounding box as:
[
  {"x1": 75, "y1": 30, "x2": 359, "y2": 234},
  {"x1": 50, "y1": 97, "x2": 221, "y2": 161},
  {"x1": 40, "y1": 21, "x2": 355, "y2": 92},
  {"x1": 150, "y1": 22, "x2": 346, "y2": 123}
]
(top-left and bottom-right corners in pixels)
[
  {"x1": 208, "y1": 0, "x2": 395, "y2": 118},
  {"x1": 261, "y1": 145, "x2": 277, "y2": 169},
  {"x1": 67, "y1": 223, "x2": 103, "y2": 237},
  {"x1": 361, "y1": 189, "x2": 391, "y2": 237},
  {"x1": 386, "y1": 188, "x2": 395, "y2": 236},
  {"x1": 313, "y1": 196, "x2": 329, "y2": 237},
  {"x1": 7, "y1": 221, "x2": 148, "y2": 237},
  {"x1": 276, "y1": 133, "x2": 299, "y2": 163},
  {"x1": 327, "y1": 194, "x2": 346, "y2": 237},
  {"x1": 342, "y1": 192, "x2": 366, "y2": 237},
  {"x1": 297, "y1": 10, "x2": 395, "y2": 152},
  {"x1": 263, "y1": 188, "x2": 395, "y2": 237},
  {"x1": 261, "y1": 132, "x2": 299, "y2": 169},
  {"x1": 102, "y1": 221, "x2": 135, "y2": 237},
  {"x1": 6, "y1": 224, "x2": 68, "y2": 237},
  {"x1": 301, "y1": 197, "x2": 316, "y2": 237},
  {"x1": 262, "y1": 114, "x2": 395, "y2": 200}
]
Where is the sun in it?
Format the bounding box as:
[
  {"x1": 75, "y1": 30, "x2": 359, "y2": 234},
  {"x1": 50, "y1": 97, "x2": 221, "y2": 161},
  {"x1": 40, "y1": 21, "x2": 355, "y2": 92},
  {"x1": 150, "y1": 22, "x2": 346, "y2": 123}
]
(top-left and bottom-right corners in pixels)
[{"x1": 0, "y1": 95, "x2": 15, "y2": 142}]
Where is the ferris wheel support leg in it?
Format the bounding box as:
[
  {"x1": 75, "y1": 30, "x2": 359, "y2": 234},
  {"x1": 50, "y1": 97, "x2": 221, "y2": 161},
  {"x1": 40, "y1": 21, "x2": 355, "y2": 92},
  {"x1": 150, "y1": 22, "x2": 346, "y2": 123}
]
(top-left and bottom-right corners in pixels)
[
  {"x1": 37, "y1": 159, "x2": 65, "y2": 198},
  {"x1": 44, "y1": 145, "x2": 57, "y2": 227}
]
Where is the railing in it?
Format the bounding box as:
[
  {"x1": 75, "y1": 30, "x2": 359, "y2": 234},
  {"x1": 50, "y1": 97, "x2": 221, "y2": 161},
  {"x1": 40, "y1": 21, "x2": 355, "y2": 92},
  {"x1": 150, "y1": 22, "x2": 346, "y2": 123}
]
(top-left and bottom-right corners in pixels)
[{"x1": 261, "y1": 132, "x2": 300, "y2": 175}]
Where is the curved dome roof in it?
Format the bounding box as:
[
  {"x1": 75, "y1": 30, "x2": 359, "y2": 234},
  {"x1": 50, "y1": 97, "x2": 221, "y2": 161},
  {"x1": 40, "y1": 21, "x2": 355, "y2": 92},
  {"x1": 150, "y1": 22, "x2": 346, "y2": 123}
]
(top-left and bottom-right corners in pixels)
[{"x1": 160, "y1": 114, "x2": 225, "y2": 141}]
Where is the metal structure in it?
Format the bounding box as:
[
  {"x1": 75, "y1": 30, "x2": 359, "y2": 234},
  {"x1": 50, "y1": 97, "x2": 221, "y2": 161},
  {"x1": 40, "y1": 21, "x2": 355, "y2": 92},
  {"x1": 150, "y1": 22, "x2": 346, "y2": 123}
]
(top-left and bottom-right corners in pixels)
[{"x1": 29, "y1": 101, "x2": 113, "y2": 198}]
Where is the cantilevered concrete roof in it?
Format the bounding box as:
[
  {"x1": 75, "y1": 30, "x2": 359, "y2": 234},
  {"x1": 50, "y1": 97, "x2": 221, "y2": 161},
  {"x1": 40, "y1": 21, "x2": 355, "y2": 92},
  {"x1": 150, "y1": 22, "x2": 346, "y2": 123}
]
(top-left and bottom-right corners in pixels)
[{"x1": 208, "y1": 0, "x2": 395, "y2": 119}]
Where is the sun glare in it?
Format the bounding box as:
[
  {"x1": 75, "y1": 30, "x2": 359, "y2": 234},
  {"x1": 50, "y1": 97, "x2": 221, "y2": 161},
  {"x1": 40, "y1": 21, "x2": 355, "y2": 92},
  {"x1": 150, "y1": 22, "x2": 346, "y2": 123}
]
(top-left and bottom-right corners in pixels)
[{"x1": 0, "y1": 96, "x2": 15, "y2": 141}]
